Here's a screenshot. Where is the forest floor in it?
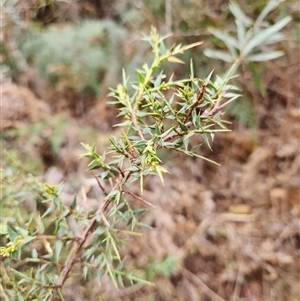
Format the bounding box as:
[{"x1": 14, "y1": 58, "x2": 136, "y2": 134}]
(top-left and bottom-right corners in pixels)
[{"x1": 2, "y1": 41, "x2": 300, "y2": 301}]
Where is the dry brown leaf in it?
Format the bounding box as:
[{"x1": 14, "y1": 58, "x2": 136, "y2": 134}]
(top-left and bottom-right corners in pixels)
[{"x1": 228, "y1": 204, "x2": 252, "y2": 214}]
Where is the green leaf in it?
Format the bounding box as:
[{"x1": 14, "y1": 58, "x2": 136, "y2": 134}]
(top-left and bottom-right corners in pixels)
[
  {"x1": 107, "y1": 190, "x2": 121, "y2": 203},
  {"x1": 7, "y1": 226, "x2": 18, "y2": 242},
  {"x1": 167, "y1": 56, "x2": 185, "y2": 64},
  {"x1": 36, "y1": 214, "x2": 45, "y2": 234},
  {"x1": 32, "y1": 248, "x2": 38, "y2": 259},
  {"x1": 54, "y1": 240, "x2": 63, "y2": 264},
  {"x1": 132, "y1": 140, "x2": 147, "y2": 149},
  {"x1": 117, "y1": 273, "x2": 124, "y2": 286},
  {"x1": 255, "y1": 0, "x2": 280, "y2": 28},
  {"x1": 122, "y1": 68, "x2": 127, "y2": 86},
  {"x1": 246, "y1": 51, "x2": 284, "y2": 62},
  {"x1": 11, "y1": 248, "x2": 21, "y2": 260},
  {"x1": 204, "y1": 69, "x2": 214, "y2": 85},
  {"x1": 126, "y1": 165, "x2": 140, "y2": 172},
  {"x1": 69, "y1": 196, "x2": 77, "y2": 210},
  {"x1": 208, "y1": 28, "x2": 239, "y2": 56},
  {"x1": 114, "y1": 119, "x2": 132, "y2": 127},
  {"x1": 130, "y1": 218, "x2": 137, "y2": 231},
  {"x1": 93, "y1": 226, "x2": 106, "y2": 237},
  {"x1": 193, "y1": 153, "x2": 220, "y2": 165},
  {"x1": 136, "y1": 70, "x2": 145, "y2": 83},
  {"x1": 190, "y1": 59, "x2": 194, "y2": 78},
  {"x1": 155, "y1": 165, "x2": 167, "y2": 184},
  {"x1": 133, "y1": 208, "x2": 147, "y2": 215},
  {"x1": 180, "y1": 41, "x2": 203, "y2": 52},
  {"x1": 264, "y1": 32, "x2": 285, "y2": 45},
  {"x1": 0, "y1": 224, "x2": 8, "y2": 235},
  {"x1": 163, "y1": 95, "x2": 175, "y2": 115},
  {"x1": 83, "y1": 265, "x2": 89, "y2": 280},
  {"x1": 42, "y1": 204, "x2": 56, "y2": 218},
  {"x1": 117, "y1": 258, "x2": 126, "y2": 270},
  {"x1": 200, "y1": 133, "x2": 212, "y2": 151},
  {"x1": 177, "y1": 120, "x2": 188, "y2": 132},
  {"x1": 138, "y1": 222, "x2": 152, "y2": 229},
  {"x1": 204, "y1": 49, "x2": 234, "y2": 62},
  {"x1": 183, "y1": 132, "x2": 194, "y2": 151},
  {"x1": 153, "y1": 71, "x2": 162, "y2": 88},
  {"x1": 242, "y1": 16, "x2": 291, "y2": 57},
  {"x1": 100, "y1": 171, "x2": 109, "y2": 179},
  {"x1": 21, "y1": 236, "x2": 35, "y2": 246},
  {"x1": 229, "y1": 1, "x2": 253, "y2": 26},
  {"x1": 235, "y1": 19, "x2": 246, "y2": 50}
]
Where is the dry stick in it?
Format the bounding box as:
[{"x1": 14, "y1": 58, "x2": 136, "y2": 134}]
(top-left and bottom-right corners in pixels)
[{"x1": 181, "y1": 267, "x2": 226, "y2": 301}]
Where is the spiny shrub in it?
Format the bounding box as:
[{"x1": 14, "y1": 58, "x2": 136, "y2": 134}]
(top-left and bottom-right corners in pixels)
[{"x1": 1, "y1": 28, "x2": 239, "y2": 300}]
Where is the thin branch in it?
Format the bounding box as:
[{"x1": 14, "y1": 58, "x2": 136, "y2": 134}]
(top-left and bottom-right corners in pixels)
[
  {"x1": 92, "y1": 172, "x2": 108, "y2": 196},
  {"x1": 100, "y1": 211, "x2": 110, "y2": 227},
  {"x1": 202, "y1": 95, "x2": 240, "y2": 117},
  {"x1": 91, "y1": 174, "x2": 112, "y2": 224},
  {"x1": 183, "y1": 83, "x2": 207, "y2": 123},
  {"x1": 131, "y1": 109, "x2": 145, "y2": 140},
  {"x1": 162, "y1": 121, "x2": 193, "y2": 143},
  {"x1": 117, "y1": 165, "x2": 125, "y2": 178},
  {"x1": 161, "y1": 93, "x2": 239, "y2": 144},
  {"x1": 123, "y1": 189, "x2": 156, "y2": 208},
  {"x1": 11, "y1": 257, "x2": 54, "y2": 270},
  {"x1": 34, "y1": 234, "x2": 80, "y2": 242},
  {"x1": 49, "y1": 181, "x2": 120, "y2": 298},
  {"x1": 181, "y1": 267, "x2": 226, "y2": 301}
]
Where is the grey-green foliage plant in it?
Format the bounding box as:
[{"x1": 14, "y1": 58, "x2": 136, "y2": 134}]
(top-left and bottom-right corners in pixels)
[
  {"x1": 18, "y1": 19, "x2": 127, "y2": 96},
  {"x1": 204, "y1": 0, "x2": 291, "y2": 127},
  {"x1": 204, "y1": 0, "x2": 291, "y2": 70},
  {"x1": 0, "y1": 28, "x2": 239, "y2": 301},
  {"x1": 2, "y1": 0, "x2": 73, "y2": 79}
]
